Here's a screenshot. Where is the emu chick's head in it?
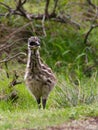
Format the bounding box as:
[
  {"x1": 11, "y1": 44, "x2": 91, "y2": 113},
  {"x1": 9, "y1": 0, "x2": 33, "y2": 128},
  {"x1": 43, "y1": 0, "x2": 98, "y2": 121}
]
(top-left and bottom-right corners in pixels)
[{"x1": 28, "y1": 36, "x2": 40, "y2": 50}]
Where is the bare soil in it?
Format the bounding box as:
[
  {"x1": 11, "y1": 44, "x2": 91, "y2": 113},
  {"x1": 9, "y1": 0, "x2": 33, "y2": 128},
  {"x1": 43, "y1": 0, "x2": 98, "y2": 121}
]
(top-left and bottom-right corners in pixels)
[
  {"x1": 47, "y1": 117, "x2": 98, "y2": 130},
  {"x1": 21, "y1": 117, "x2": 98, "y2": 130}
]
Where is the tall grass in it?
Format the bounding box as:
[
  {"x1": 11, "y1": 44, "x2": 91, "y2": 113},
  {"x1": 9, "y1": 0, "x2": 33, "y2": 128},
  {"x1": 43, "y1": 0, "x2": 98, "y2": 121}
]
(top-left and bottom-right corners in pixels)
[
  {"x1": 53, "y1": 71, "x2": 98, "y2": 108},
  {"x1": 0, "y1": 65, "x2": 98, "y2": 111}
]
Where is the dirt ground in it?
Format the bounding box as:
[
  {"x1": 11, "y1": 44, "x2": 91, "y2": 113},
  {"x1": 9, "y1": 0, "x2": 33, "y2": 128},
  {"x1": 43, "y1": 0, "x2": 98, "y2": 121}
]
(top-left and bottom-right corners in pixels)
[
  {"x1": 47, "y1": 117, "x2": 98, "y2": 130},
  {"x1": 21, "y1": 117, "x2": 98, "y2": 130}
]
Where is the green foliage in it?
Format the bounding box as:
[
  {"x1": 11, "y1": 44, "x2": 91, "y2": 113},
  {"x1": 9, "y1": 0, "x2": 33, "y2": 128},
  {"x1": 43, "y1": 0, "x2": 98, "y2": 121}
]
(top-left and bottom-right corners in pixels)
[
  {"x1": 54, "y1": 72, "x2": 98, "y2": 108},
  {"x1": 1, "y1": 102, "x2": 98, "y2": 129}
]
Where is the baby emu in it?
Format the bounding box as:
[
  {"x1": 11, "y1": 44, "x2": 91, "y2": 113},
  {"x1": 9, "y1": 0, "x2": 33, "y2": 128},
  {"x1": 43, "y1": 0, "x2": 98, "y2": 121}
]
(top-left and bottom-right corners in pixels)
[{"x1": 24, "y1": 36, "x2": 56, "y2": 109}]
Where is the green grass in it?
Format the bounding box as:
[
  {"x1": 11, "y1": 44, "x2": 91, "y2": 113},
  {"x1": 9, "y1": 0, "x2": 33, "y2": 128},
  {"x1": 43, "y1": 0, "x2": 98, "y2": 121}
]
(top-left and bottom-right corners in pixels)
[
  {"x1": 1, "y1": 104, "x2": 98, "y2": 130},
  {"x1": 0, "y1": 69, "x2": 98, "y2": 129}
]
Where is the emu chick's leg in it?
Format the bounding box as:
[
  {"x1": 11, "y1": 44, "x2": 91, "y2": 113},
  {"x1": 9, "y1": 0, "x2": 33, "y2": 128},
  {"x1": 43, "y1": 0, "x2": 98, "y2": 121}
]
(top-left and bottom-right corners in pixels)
[
  {"x1": 42, "y1": 99, "x2": 47, "y2": 109},
  {"x1": 37, "y1": 98, "x2": 41, "y2": 109}
]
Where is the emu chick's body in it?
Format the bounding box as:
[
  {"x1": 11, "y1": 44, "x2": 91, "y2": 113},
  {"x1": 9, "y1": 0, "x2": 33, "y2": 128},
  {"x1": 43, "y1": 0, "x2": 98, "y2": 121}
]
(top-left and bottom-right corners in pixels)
[{"x1": 24, "y1": 36, "x2": 56, "y2": 108}]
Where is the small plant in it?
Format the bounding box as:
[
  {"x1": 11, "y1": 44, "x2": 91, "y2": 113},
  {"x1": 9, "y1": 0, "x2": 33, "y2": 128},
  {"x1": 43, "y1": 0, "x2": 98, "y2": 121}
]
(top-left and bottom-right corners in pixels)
[{"x1": 53, "y1": 71, "x2": 98, "y2": 108}]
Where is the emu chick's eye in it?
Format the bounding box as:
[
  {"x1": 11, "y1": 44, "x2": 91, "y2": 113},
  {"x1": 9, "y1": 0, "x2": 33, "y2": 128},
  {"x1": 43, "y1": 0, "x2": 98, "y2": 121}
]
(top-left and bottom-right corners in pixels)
[{"x1": 29, "y1": 42, "x2": 37, "y2": 46}]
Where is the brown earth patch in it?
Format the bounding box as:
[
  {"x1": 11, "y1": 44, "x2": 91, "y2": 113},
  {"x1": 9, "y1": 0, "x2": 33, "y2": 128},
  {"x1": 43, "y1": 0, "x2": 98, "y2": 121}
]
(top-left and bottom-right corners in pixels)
[
  {"x1": 15, "y1": 117, "x2": 98, "y2": 130},
  {"x1": 47, "y1": 117, "x2": 98, "y2": 130}
]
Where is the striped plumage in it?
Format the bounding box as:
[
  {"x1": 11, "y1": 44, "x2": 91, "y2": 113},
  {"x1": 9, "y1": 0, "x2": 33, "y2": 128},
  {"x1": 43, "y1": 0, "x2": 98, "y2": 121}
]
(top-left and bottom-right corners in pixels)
[{"x1": 24, "y1": 36, "x2": 56, "y2": 109}]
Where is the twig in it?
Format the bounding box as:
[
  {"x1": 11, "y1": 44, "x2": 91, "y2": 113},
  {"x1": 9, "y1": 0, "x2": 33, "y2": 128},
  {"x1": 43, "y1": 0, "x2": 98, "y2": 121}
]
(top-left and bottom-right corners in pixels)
[
  {"x1": 0, "y1": 1, "x2": 80, "y2": 29},
  {"x1": 0, "y1": 14, "x2": 5, "y2": 16},
  {"x1": 0, "y1": 2, "x2": 17, "y2": 16},
  {"x1": 19, "y1": 0, "x2": 26, "y2": 5},
  {"x1": 15, "y1": 0, "x2": 27, "y2": 17},
  {"x1": 87, "y1": 0, "x2": 98, "y2": 9},
  {"x1": 84, "y1": 24, "x2": 98, "y2": 44},
  {"x1": 0, "y1": 2, "x2": 12, "y2": 10},
  {"x1": 0, "y1": 1, "x2": 27, "y2": 17},
  {"x1": 0, "y1": 52, "x2": 26, "y2": 63},
  {"x1": 0, "y1": 37, "x2": 28, "y2": 52},
  {"x1": 45, "y1": 0, "x2": 50, "y2": 17},
  {"x1": 9, "y1": 70, "x2": 22, "y2": 88},
  {"x1": 53, "y1": 15, "x2": 80, "y2": 29},
  {"x1": 1, "y1": 22, "x2": 32, "y2": 42},
  {"x1": 9, "y1": 81, "x2": 22, "y2": 87},
  {"x1": 15, "y1": 0, "x2": 27, "y2": 6},
  {"x1": 84, "y1": 1, "x2": 98, "y2": 44},
  {"x1": 51, "y1": 0, "x2": 58, "y2": 16},
  {"x1": 42, "y1": 15, "x2": 47, "y2": 37},
  {"x1": 5, "y1": 61, "x2": 9, "y2": 78},
  {"x1": 0, "y1": 91, "x2": 18, "y2": 101}
]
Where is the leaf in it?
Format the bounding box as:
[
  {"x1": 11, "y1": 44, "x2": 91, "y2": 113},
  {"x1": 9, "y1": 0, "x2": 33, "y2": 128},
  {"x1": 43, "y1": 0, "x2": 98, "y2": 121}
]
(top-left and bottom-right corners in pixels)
[
  {"x1": 75, "y1": 53, "x2": 86, "y2": 61},
  {"x1": 62, "y1": 50, "x2": 70, "y2": 56}
]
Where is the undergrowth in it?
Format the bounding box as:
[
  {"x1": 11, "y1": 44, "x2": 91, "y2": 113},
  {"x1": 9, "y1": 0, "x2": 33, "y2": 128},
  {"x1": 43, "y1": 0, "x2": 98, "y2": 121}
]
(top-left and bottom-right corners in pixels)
[{"x1": 0, "y1": 65, "x2": 98, "y2": 111}]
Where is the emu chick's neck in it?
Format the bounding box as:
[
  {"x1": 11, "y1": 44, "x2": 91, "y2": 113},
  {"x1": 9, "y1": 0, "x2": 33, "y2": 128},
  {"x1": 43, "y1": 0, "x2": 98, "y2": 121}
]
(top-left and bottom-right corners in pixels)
[{"x1": 27, "y1": 48, "x2": 41, "y2": 71}]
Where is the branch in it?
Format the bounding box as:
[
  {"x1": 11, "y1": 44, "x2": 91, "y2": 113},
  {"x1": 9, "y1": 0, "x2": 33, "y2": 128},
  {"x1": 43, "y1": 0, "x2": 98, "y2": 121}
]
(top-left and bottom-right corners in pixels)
[
  {"x1": 0, "y1": 70, "x2": 22, "y2": 102},
  {"x1": 0, "y1": 1, "x2": 80, "y2": 29},
  {"x1": 0, "y1": 22, "x2": 31, "y2": 43},
  {"x1": 0, "y1": 1, "x2": 27, "y2": 18},
  {"x1": 0, "y1": 91, "x2": 18, "y2": 101},
  {"x1": 15, "y1": 0, "x2": 27, "y2": 17},
  {"x1": 5, "y1": 61, "x2": 9, "y2": 78},
  {"x1": 16, "y1": 0, "x2": 27, "y2": 6},
  {"x1": 0, "y1": 38, "x2": 27, "y2": 52},
  {"x1": 53, "y1": 15, "x2": 80, "y2": 29},
  {"x1": 51, "y1": 0, "x2": 58, "y2": 16},
  {"x1": 0, "y1": 14, "x2": 6, "y2": 16},
  {"x1": 87, "y1": 0, "x2": 98, "y2": 9},
  {"x1": 0, "y1": 2, "x2": 12, "y2": 10},
  {"x1": 45, "y1": 0, "x2": 50, "y2": 17},
  {"x1": 0, "y1": 2, "x2": 18, "y2": 16},
  {"x1": 9, "y1": 70, "x2": 22, "y2": 88},
  {"x1": 42, "y1": 15, "x2": 47, "y2": 37},
  {"x1": 22, "y1": 0, "x2": 27, "y2": 5},
  {"x1": 84, "y1": 24, "x2": 98, "y2": 44},
  {"x1": 0, "y1": 52, "x2": 26, "y2": 63}
]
